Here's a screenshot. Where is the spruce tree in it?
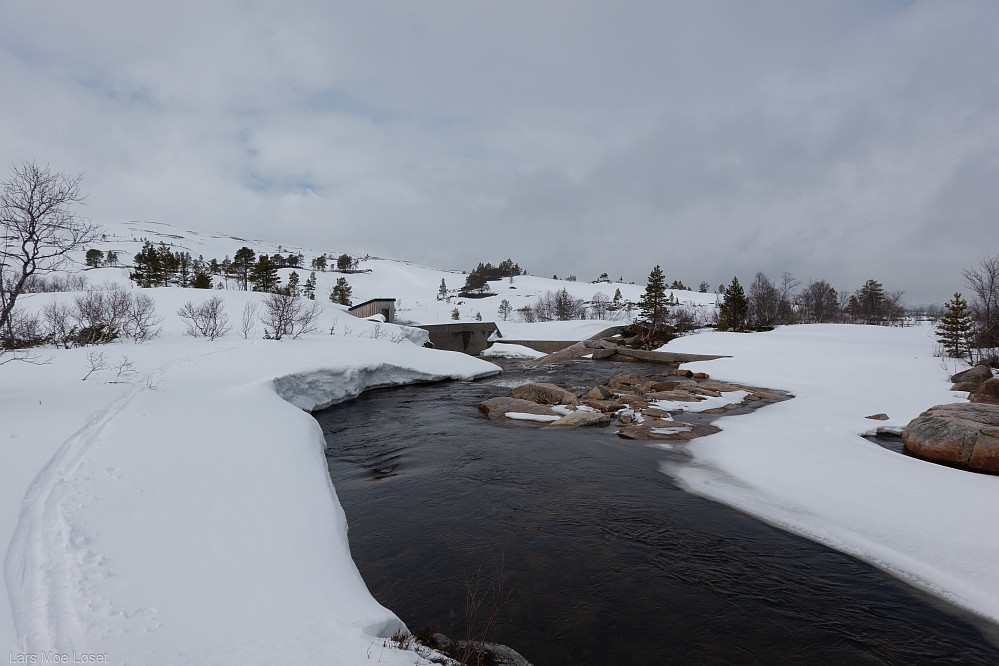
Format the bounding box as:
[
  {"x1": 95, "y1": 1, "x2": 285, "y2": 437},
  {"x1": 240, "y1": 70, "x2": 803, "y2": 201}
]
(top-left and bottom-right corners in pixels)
[
  {"x1": 638, "y1": 265, "x2": 669, "y2": 332},
  {"x1": 936, "y1": 293, "x2": 975, "y2": 361},
  {"x1": 330, "y1": 277, "x2": 352, "y2": 306},
  {"x1": 438, "y1": 278, "x2": 448, "y2": 301},
  {"x1": 718, "y1": 276, "x2": 749, "y2": 331}
]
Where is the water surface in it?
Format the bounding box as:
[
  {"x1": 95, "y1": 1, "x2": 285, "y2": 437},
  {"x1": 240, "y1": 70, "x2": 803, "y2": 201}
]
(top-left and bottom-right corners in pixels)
[{"x1": 319, "y1": 361, "x2": 999, "y2": 665}]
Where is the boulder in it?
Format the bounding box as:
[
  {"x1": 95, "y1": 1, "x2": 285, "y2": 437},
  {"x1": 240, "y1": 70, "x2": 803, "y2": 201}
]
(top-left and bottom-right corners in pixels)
[
  {"x1": 901, "y1": 402, "x2": 999, "y2": 473},
  {"x1": 477, "y1": 397, "x2": 559, "y2": 421},
  {"x1": 670, "y1": 369, "x2": 694, "y2": 377},
  {"x1": 693, "y1": 372, "x2": 710, "y2": 379},
  {"x1": 950, "y1": 365, "x2": 994, "y2": 386},
  {"x1": 951, "y1": 382, "x2": 979, "y2": 392},
  {"x1": 582, "y1": 399, "x2": 620, "y2": 413},
  {"x1": 584, "y1": 385, "x2": 612, "y2": 400},
  {"x1": 970, "y1": 378, "x2": 999, "y2": 405},
  {"x1": 545, "y1": 411, "x2": 611, "y2": 428},
  {"x1": 607, "y1": 371, "x2": 642, "y2": 389},
  {"x1": 511, "y1": 382, "x2": 579, "y2": 406},
  {"x1": 865, "y1": 413, "x2": 890, "y2": 421}
]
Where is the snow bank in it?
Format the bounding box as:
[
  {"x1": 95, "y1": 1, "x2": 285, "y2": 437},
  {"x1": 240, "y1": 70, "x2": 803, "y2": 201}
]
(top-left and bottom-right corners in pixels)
[
  {"x1": 658, "y1": 324, "x2": 999, "y2": 624},
  {"x1": 2, "y1": 336, "x2": 497, "y2": 663},
  {"x1": 479, "y1": 343, "x2": 546, "y2": 360}
]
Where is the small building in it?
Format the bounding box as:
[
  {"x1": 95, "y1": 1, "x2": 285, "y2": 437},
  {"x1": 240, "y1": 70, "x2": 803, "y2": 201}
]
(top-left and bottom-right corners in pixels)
[{"x1": 348, "y1": 298, "x2": 396, "y2": 323}]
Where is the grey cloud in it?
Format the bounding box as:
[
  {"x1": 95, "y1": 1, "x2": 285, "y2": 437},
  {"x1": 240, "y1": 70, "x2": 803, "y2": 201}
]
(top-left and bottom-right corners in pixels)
[{"x1": 1, "y1": 1, "x2": 998, "y2": 303}]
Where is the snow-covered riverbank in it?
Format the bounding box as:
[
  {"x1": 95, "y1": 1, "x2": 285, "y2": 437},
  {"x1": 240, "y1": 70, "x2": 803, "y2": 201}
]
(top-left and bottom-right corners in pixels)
[
  {"x1": 1, "y1": 335, "x2": 498, "y2": 664},
  {"x1": 659, "y1": 324, "x2": 999, "y2": 626}
]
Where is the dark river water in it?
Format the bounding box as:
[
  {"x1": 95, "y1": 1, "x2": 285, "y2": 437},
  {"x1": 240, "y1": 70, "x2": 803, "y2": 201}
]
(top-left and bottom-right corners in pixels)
[{"x1": 318, "y1": 360, "x2": 999, "y2": 665}]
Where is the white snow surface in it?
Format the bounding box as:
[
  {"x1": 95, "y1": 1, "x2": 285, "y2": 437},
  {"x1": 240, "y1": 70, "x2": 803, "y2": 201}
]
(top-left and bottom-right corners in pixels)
[
  {"x1": 504, "y1": 412, "x2": 561, "y2": 423},
  {"x1": 649, "y1": 390, "x2": 750, "y2": 413},
  {"x1": 479, "y1": 343, "x2": 546, "y2": 359},
  {"x1": 1, "y1": 334, "x2": 498, "y2": 663},
  {"x1": 658, "y1": 324, "x2": 999, "y2": 624}
]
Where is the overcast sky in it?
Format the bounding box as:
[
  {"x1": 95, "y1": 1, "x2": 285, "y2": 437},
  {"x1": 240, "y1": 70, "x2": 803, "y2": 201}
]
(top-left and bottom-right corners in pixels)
[{"x1": 2, "y1": 1, "x2": 997, "y2": 304}]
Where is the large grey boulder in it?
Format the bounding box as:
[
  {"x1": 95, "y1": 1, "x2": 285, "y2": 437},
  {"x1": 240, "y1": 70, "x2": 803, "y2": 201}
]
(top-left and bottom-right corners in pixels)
[
  {"x1": 950, "y1": 365, "x2": 994, "y2": 386},
  {"x1": 901, "y1": 402, "x2": 999, "y2": 473}
]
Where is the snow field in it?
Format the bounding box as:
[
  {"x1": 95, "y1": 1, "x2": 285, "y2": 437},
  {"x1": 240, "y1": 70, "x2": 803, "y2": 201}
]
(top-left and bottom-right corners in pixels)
[
  {"x1": 658, "y1": 324, "x2": 999, "y2": 625},
  {"x1": 2, "y1": 335, "x2": 498, "y2": 663}
]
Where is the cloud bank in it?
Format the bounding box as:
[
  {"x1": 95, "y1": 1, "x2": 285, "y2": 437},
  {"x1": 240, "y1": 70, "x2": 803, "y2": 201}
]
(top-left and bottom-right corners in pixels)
[{"x1": 2, "y1": 1, "x2": 997, "y2": 303}]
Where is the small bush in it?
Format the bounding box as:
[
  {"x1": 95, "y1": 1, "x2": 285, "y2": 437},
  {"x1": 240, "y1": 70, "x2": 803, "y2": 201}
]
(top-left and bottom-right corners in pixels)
[{"x1": 178, "y1": 296, "x2": 231, "y2": 340}]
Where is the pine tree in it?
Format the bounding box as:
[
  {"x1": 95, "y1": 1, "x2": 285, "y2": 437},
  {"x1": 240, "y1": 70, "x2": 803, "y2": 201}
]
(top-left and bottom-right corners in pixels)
[
  {"x1": 286, "y1": 271, "x2": 301, "y2": 297},
  {"x1": 638, "y1": 265, "x2": 669, "y2": 332},
  {"x1": 718, "y1": 276, "x2": 749, "y2": 331},
  {"x1": 451, "y1": 308, "x2": 460, "y2": 320},
  {"x1": 85, "y1": 249, "x2": 104, "y2": 268},
  {"x1": 233, "y1": 247, "x2": 256, "y2": 291},
  {"x1": 192, "y1": 264, "x2": 213, "y2": 289},
  {"x1": 438, "y1": 278, "x2": 448, "y2": 301},
  {"x1": 303, "y1": 272, "x2": 317, "y2": 300},
  {"x1": 251, "y1": 256, "x2": 280, "y2": 292},
  {"x1": 330, "y1": 277, "x2": 352, "y2": 306},
  {"x1": 498, "y1": 299, "x2": 512, "y2": 321},
  {"x1": 936, "y1": 293, "x2": 975, "y2": 362}
]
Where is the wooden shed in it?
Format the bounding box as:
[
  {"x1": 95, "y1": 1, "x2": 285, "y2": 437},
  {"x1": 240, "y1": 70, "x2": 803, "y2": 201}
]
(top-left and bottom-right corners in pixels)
[{"x1": 348, "y1": 298, "x2": 396, "y2": 323}]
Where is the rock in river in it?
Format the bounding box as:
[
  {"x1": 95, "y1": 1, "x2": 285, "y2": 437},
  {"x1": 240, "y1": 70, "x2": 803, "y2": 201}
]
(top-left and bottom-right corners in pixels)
[
  {"x1": 478, "y1": 397, "x2": 559, "y2": 421},
  {"x1": 545, "y1": 411, "x2": 611, "y2": 428},
  {"x1": 511, "y1": 382, "x2": 579, "y2": 406},
  {"x1": 901, "y1": 402, "x2": 999, "y2": 473}
]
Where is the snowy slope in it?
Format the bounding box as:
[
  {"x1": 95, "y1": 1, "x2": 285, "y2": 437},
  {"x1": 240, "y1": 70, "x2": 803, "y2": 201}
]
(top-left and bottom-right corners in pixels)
[
  {"x1": 2, "y1": 337, "x2": 498, "y2": 663},
  {"x1": 2, "y1": 219, "x2": 508, "y2": 663},
  {"x1": 658, "y1": 325, "x2": 999, "y2": 625},
  {"x1": 84, "y1": 219, "x2": 718, "y2": 327}
]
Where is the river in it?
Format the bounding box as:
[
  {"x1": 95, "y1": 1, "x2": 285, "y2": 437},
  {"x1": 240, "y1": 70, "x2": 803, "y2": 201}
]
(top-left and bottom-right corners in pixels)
[{"x1": 318, "y1": 359, "x2": 999, "y2": 665}]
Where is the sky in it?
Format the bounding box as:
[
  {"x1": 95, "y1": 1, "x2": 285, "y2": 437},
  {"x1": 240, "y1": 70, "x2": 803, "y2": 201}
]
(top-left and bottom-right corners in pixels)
[{"x1": 1, "y1": 1, "x2": 997, "y2": 305}]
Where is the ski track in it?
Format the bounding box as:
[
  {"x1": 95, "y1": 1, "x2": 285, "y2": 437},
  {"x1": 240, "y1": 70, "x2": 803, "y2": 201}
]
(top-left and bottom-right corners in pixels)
[{"x1": 4, "y1": 347, "x2": 239, "y2": 652}]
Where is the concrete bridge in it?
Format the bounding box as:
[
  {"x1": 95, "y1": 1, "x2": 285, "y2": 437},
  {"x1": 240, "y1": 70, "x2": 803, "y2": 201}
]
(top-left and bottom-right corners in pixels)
[{"x1": 414, "y1": 322, "x2": 499, "y2": 355}]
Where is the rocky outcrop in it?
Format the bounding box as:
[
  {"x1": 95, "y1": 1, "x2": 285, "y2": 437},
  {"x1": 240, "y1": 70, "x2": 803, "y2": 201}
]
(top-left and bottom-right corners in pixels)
[
  {"x1": 901, "y1": 402, "x2": 999, "y2": 473},
  {"x1": 511, "y1": 382, "x2": 579, "y2": 406},
  {"x1": 951, "y1": 365, "x2": 994, "y2": 386},
  {"x1": 546, "y1": 411, "x2": 611, "y2": 428},
  {"x1": 970, "y1": 378, "x2": 999, "y2": 405},
  {"x1": 477, "y1": 397, "x2": 559, "y2": 421}
]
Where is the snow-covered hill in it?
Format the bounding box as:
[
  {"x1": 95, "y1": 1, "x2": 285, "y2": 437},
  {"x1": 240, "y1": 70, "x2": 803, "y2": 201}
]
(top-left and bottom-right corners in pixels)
[{"x1": 82, "y1": 219, "x2": 718, "y2": 328}]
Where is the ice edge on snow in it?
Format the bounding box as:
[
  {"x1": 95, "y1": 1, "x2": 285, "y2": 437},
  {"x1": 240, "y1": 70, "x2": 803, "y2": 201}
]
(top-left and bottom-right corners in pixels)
[{"x1": 272, "y1": 363, "x2": 500, "y2": 413}]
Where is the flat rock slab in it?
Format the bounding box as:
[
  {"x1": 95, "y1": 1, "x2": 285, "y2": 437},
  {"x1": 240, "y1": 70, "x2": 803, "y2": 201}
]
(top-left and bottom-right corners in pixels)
[
  {"x1": 545, "y1": 411, "x2": 611, "y2": 428},
  {"x1": 902, "y1": 402, "x2": 999, "y2": 473},
  {"x1": 478, "y1": 397, "x2": 559, "y2": 421}
]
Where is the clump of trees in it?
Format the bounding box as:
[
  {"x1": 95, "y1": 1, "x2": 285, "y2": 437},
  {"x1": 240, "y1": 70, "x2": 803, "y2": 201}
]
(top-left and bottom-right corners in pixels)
[
  {"x1": 959, "y1": 255, "x2": 999, "y2": 364},
  {"x1": 461, "y1": 259, "x2": 525, "y2": 295},
  {"x1": 261, "y1": 293, "x2": 322, "y2": 340},
  {"x1": 36, "y1": 283, "x2": 163, "y2": 347},
  {"x1": 518, "y1": 289, "x2": 587, "y2": 322}
]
